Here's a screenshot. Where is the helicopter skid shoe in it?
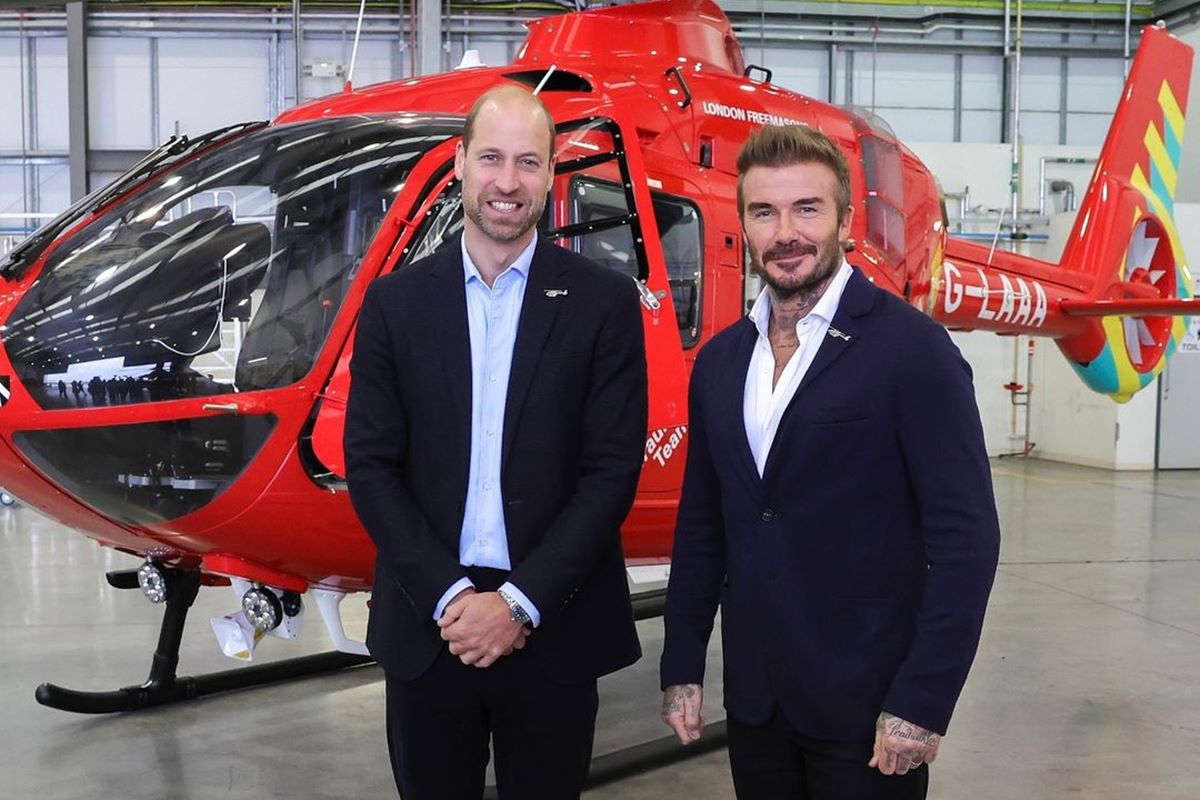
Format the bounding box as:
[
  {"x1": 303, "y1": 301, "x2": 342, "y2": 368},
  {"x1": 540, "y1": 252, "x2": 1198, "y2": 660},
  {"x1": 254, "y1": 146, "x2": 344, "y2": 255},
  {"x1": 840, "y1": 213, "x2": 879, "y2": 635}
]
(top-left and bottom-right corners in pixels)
[{"x1": 35, "y1": 568, "x2": 373, "y2": 714}]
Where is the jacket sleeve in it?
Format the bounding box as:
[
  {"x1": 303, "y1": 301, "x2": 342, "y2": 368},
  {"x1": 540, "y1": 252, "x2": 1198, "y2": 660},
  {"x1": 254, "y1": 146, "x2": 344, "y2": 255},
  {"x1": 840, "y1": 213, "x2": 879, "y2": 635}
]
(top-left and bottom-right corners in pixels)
[
  {"x1": 883, "y1": 323, "x2": 1001, "y2": 734},
  {"x1": 344, "y1": 281, "x2": 468, "y2": 617},
  {"x1": 505, "y1": 279, "x2": 648, "y2": 621},
  {"x1": 660, "y1": 350, "x2": 727, "y2": 689}
]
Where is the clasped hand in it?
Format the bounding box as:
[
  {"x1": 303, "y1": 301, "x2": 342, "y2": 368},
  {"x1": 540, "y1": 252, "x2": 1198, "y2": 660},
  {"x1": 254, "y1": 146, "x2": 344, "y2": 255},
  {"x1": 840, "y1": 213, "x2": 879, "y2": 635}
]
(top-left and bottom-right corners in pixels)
[{"x1": 437, "y1": 589, "x2": 528, "y2": 668}]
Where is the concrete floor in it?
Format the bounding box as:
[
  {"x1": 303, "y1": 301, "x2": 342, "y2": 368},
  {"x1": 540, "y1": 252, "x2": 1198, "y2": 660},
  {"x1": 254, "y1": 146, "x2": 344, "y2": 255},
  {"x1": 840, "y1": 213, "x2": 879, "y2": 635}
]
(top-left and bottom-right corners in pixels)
[{"x1": 2, "y1": 458, "x2": 1200, "y2": 799}]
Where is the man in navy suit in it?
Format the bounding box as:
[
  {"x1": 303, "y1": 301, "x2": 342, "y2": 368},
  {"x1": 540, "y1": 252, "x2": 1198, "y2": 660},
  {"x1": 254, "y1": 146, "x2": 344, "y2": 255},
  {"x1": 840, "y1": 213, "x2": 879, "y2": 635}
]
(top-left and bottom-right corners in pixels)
[
  {"x1": 345, "y1": 85, "x2": 646, "y2": 800},
  {"x1": 660, "y1": 124, "x2": 1000, "y2": 799}
]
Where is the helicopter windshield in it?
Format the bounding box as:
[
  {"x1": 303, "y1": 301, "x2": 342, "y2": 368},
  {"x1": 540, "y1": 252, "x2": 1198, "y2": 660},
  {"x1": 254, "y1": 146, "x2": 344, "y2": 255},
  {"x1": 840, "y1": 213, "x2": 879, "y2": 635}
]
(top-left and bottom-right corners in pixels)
[{"x1": 2, "y1": 115, "x2": 460, "y2": 410}]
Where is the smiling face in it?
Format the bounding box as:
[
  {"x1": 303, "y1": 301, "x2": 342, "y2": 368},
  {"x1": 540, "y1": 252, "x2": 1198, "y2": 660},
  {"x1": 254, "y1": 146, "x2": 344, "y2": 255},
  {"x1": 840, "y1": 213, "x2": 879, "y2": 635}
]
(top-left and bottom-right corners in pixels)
[
  {"x1": 454, "y1": 89, "x2": 554, "y2": 255},
  {"x1": 741, "y1": 160, "x2": 854, "y2": 302}
]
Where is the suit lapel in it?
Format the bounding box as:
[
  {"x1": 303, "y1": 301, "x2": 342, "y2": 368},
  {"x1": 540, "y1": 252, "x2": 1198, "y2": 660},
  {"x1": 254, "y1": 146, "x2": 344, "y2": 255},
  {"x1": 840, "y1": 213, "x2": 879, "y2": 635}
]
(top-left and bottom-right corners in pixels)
[
  {"x1": 428, "y1": 243, "x2": 472, "y2": 457},
  {"x1": 790, "y1": 269, "x2": 875, "y2": 398},
  {"x1": 762, "y1": 267, "x2": 880, "y2": 476},
  {"x1": 501, "y1": 238, "x2": 568, "y2": 471},
  {"x1": 722, "y1": 318, "x2": 763, "y2": 488}
]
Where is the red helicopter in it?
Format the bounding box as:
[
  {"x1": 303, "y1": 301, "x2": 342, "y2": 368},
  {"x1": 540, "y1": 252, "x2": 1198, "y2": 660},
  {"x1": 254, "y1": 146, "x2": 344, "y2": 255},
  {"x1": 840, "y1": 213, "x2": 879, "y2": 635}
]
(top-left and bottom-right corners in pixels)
[{"x1": 0, "y1": 0, "x2": 1194, "y2": 713}]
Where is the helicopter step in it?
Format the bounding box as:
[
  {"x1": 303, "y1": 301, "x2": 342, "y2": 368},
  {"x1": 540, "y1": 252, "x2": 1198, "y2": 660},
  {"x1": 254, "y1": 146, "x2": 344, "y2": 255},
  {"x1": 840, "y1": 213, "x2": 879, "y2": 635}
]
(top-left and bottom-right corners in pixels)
[{"x1": 34, "y1": 568, "x2": 372, "y2": 714}]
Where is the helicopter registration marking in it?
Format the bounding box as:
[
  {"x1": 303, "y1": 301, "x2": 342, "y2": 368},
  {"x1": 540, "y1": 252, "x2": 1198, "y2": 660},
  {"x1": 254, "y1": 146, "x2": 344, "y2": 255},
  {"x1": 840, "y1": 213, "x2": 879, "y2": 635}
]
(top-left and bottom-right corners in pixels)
[
  {"x1": 645, "y1": 425, "x2": 688, "y2": 467},
  {"x1": 942, "y1": 261, "x2": 1048, "y2": 328}
]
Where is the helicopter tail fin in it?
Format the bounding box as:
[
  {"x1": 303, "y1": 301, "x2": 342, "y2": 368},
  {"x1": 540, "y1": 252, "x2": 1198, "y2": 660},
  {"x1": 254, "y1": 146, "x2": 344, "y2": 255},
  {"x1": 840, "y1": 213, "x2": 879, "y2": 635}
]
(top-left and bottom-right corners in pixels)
[{"x1": 1052, "y1": 24, "x2": 1196, "y2": 401}]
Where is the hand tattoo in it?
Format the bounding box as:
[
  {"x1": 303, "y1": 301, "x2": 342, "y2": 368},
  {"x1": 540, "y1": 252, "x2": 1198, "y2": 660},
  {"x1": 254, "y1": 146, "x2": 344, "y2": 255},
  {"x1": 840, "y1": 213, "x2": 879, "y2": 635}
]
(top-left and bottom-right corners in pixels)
[
  {"x1": 877, "y1": 712, "x2": 940, "y2": 748},
  {"x1": 662, "y1": 684, "x2": 698, "y2": 718}
]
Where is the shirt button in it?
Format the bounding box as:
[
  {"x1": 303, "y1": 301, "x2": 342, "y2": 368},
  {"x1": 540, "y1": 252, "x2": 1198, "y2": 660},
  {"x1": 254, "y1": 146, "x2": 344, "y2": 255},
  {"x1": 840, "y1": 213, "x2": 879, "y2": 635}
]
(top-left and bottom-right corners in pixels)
[
  {"x1": 484, "y1": 483, "x2": 491, "y2": 491},
  {"x1": 487, "y1": 430, "x2": 495, "y2": 437},
  {"x1": 761, "y1": 509, "x2": 776, "y2": 522},
  {"x1": 489, "y1": 374, "x2": 497, "y2": 383}
]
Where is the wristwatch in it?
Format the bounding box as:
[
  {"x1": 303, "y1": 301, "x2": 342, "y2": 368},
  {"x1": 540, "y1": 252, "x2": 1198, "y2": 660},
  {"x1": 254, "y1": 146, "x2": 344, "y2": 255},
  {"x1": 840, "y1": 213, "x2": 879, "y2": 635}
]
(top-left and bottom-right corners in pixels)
[{"x1": 497, "y1": 589, "x2": 532, "y2": 625}]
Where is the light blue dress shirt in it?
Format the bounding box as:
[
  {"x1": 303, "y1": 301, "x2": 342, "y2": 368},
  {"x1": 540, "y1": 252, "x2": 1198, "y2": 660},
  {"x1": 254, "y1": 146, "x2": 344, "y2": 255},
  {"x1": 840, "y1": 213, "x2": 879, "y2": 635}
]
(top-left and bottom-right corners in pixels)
[{"x1": 433, "y1": 234, "x2": 542, "y2": 626}]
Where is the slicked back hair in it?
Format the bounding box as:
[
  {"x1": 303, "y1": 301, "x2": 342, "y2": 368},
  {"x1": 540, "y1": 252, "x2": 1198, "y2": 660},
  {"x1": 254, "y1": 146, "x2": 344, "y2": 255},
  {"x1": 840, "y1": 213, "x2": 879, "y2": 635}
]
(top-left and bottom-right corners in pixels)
[
  {"x1": 736, "y1": 124, "x2": 852, "y2": 222},
  {"x1": 462, "y1": 84, "x2": 557, "y2": 162}
]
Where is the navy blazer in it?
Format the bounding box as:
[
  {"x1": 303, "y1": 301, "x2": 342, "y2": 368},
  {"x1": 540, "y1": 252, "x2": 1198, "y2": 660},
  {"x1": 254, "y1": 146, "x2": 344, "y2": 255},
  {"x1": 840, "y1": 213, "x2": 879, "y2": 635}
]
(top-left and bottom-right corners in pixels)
[
  {"x1": 661, "y1": 267, "x2": 1000, "y2": 740},
  {"x1": 345, "y1": 236, "x2": 646, "y2": 683}
]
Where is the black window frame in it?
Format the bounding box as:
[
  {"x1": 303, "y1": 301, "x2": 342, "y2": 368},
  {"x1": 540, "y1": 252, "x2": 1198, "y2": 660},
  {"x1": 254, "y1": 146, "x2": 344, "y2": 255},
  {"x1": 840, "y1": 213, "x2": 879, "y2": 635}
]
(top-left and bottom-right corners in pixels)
[{"x1": 565, "y1": 174, "x2": 704, "y2": 348}]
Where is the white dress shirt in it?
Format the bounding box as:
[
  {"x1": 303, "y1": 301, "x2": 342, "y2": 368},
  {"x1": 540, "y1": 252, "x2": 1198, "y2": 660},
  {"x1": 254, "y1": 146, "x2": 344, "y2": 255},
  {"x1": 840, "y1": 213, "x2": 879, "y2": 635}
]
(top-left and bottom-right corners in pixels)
[
  {"x1": 743, "y1": 260, "x2": 853, "y2": 476},
  {"x1": 433, "y1": 234, "x2": 541, "y2": 626}
]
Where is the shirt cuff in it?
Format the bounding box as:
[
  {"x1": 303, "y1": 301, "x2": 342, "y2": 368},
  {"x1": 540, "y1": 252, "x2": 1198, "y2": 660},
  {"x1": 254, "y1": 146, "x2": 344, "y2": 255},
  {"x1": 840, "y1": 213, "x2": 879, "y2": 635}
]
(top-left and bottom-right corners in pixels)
[
  {"x1": 433, "y1": 577, "x2": 475, "y2": 621},
  {"x1": 498, "y1": 581, "x2": 541, "y2": 628}
]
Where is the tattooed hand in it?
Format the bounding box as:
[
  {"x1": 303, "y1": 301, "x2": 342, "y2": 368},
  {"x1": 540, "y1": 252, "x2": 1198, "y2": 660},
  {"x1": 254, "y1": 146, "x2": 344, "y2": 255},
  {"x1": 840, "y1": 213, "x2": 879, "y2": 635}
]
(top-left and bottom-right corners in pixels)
[
  {"x1": 661, "y1": 683, "x2": 705, "y2": 745},
  {"x1": 868, "y1": 712, "x2": 941, "y2": 776}
]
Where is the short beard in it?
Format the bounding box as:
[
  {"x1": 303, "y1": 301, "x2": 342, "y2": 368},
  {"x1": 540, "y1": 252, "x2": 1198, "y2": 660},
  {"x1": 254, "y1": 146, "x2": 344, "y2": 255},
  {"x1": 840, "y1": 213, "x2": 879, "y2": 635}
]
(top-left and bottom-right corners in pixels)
[
  {"x1": 749, "y1": 235, "x2": 842, "y2": 304},
  {"x1": 464, "y1": 192, "x2": 546, "y2": 243}
]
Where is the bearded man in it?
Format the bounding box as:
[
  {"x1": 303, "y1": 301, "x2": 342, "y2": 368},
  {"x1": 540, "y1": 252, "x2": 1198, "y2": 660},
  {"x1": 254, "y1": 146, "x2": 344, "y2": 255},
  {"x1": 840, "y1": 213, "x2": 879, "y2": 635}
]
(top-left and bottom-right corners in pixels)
[
  {"x1": 345, "y1": 85, "x2": 647, "y2": 800},
  {"x1": 659, "y1": 124, "x2": 1000, "y2": 800}
]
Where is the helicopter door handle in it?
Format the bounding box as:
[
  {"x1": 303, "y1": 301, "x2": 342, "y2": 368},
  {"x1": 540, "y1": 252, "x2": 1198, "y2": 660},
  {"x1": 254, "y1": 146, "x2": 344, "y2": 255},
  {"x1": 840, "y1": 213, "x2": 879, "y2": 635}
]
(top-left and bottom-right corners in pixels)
[
  {"x1": 202, "y1": 402, "x2": 241, "y2": 414},
  {"x1": 634, "y1": 278, "x2": 666, "y2": 325},
  {"x1": 665, "y1": 66, "x2": 692, "y2": 109}
]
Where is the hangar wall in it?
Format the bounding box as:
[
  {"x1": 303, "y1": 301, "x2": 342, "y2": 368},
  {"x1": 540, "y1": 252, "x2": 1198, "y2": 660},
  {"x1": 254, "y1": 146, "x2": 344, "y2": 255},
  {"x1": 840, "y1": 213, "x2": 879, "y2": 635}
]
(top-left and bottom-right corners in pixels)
[
  {"x1": 1, "y1": 2, "x2": 1194, "y2": 467},
  {"x1": 0, "y1": 6, "x2": 1138, "y2": 223}
]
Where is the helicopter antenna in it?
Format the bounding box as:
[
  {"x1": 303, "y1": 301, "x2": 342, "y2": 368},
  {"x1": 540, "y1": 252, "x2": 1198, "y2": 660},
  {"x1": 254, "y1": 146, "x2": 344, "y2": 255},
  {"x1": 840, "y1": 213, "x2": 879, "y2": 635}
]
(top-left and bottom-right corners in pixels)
[
  {"x1": 532, "y1": 65, "x2": 558, "y2": 95},
  {"x1": 343, "y1": 0, "x2": 368, "y2": 92}
]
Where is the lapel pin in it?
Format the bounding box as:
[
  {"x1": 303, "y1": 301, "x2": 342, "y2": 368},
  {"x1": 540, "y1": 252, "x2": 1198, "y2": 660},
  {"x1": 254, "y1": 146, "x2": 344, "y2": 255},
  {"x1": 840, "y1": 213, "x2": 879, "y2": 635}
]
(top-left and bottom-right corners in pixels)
[
  {"x1": 827, "y1": 327, "x2": 851, "y2": 341},
  {"x1": 544, "y1": 289, "x2": 569, "y2": 298}
]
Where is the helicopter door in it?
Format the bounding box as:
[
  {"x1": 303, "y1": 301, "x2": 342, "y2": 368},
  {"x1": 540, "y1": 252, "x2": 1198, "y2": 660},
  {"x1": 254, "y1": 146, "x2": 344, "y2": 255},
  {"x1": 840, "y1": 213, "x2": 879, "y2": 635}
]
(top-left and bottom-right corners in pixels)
[
  {"x1": 306, "y1": 151, "x2": 463, "y2": 481},
  {"x1": 548, "y1": 116, "x2": 689, "y2": 437}
]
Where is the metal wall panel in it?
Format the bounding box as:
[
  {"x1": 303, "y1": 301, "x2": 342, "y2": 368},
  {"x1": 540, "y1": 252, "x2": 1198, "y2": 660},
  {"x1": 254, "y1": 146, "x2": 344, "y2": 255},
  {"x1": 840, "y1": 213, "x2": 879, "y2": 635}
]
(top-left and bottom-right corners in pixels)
[
  {"x1": 1020, "y1": 110, "x2": 1061, "y2": 145},
  {"x1": 0, "y1": 38, "x2": 23, "y2": 150},
  {"x1": 760, "y1": 46, "x2": 828, "y2": 101},
  {"x1": 1066, "y1": 57, "x2": 1125, "y2": 113},
  {"x1": 884, "y1": 108, "x2": 956, "y2": 143},
  {"x1": 1065, "y1": 113, "x2": 1112, "y2": 146},
  {"x1": 1017, "y1": 56, "x2": 1061, "y2": 112},
  {"x1": 961, "y1": 109, "x2": 1003, "y2": 142},
  {"x1": 157, "y1": 38, "x2": 269, "y2": 138},
  {"x1": 855, "y1": 51, "x2": 956, "y2": 111},
  {"x1": 88, "y1": 36, "x2": 151, "y2": 149},
  {"x1": 962, "y1": 54, "x2": 1004, "y2": 111},
  {"x1": 34, "y1": 36, "x2": 67, "y2": 150},
  {"x1": 0, "y1": 164, "x2": 24, "y2": 218}
]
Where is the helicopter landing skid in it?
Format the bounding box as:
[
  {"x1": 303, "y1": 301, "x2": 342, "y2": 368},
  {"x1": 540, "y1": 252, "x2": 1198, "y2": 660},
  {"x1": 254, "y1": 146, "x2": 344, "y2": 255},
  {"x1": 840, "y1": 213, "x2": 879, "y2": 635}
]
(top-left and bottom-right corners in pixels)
[
  {"x1": 34, "y1": 568, "x2": 373, "y2": 714},
  {"x1": 34, "y1": 575, "x2": 667, "y2": 714}
]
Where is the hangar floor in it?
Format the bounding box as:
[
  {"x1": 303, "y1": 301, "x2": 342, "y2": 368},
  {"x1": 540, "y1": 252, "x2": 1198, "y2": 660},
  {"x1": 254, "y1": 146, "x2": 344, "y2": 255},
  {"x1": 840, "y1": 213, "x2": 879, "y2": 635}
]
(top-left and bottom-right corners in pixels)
[{"x1": 2, "y1": 458, "x2": 1199, "y2": 800}]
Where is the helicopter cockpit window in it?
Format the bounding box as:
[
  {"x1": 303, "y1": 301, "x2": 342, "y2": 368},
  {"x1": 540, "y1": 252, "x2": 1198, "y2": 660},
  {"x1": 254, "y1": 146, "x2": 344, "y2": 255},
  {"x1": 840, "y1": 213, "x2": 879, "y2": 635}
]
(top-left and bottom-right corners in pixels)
[
  {"x1": 858, "y1": 130, "x2": 907, "y2": 267},
  {"x1": 402, "y1": 176, "x2": 465, "y2": 266},
  {"x1": 567, "y1": 177, "x2": 640, "y2": 280},
  {"x1": 3, "y1": 116, "x2": 460, "y2": 410},
  {"x1": 567, "y1": 177, "x2": 702, "y2": 348}
]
